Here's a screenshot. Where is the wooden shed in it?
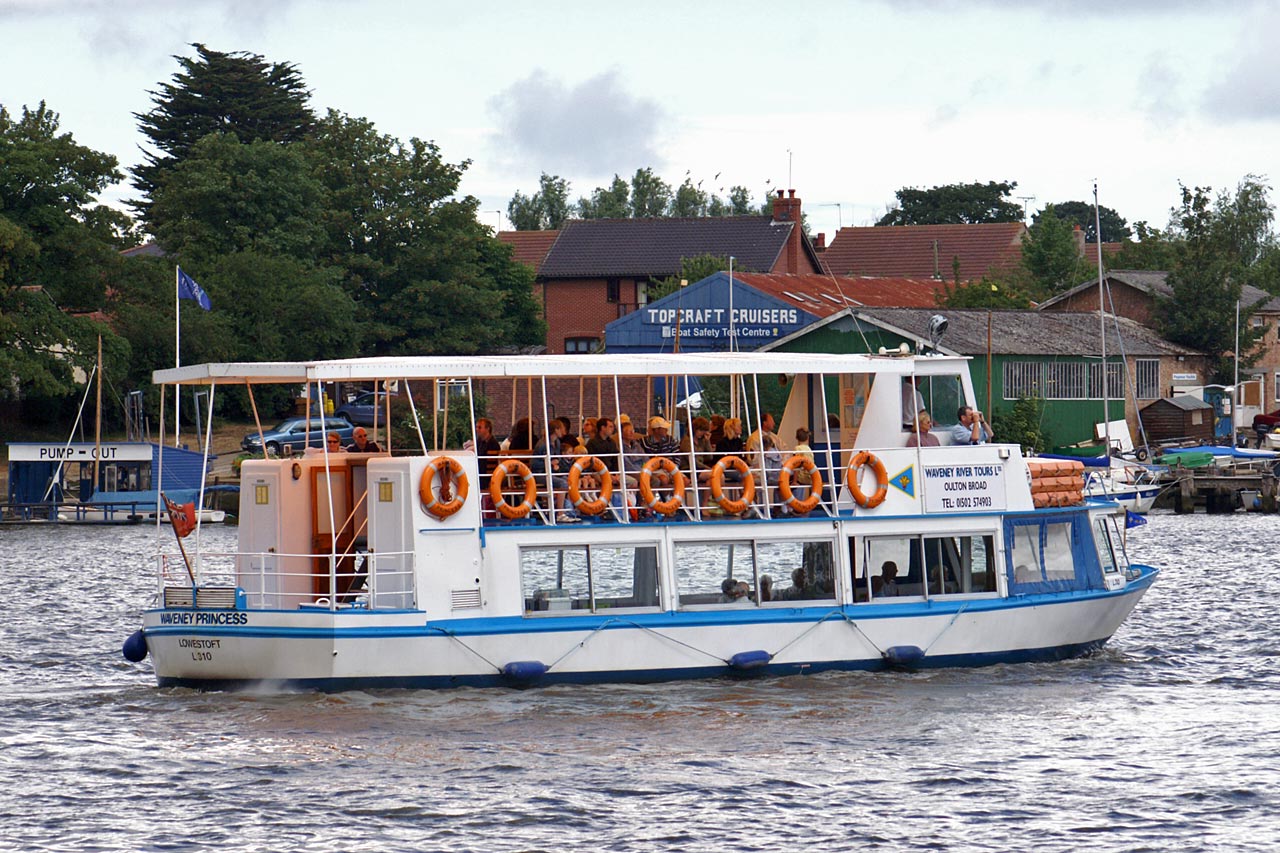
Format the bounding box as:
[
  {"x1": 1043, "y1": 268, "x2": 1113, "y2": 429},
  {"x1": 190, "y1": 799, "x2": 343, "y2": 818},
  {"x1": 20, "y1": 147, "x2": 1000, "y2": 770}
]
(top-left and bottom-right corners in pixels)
[{"x1": 1140, "y1": 395, "x2": 1215, "y2": 445}]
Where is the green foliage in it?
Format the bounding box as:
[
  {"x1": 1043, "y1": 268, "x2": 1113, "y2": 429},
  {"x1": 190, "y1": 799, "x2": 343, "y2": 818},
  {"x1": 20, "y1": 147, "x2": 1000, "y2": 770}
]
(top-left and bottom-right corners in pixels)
[
  {"x1": 647, "y1": 254, "x2": 733, "y2": 302},
  {"x1": 670, "y1": 178, "x2": 708, "y2": 217},
  {"x1": 877, "y1": 180, "x2": 1024, "y2": 226},
  {"x1": 148, "y1": 132, "x2": 326, "y2": 264},
  {"x1": 505, "y1": 172, "x2": 571, "y2": 230},
  {"x1": 1035, "y1": 201, "x2": 1131, "y2": 243},
  {"x1": 1021, "y1": 204, "x2": 1093, "y2": 297},
  {"x1": 937, "y1": 275, "x2": 1034, "y2": 308},
  {"x1": 576, "y1": 175, "x2": 630, "y2": 219},
  {"x1": 629, "y1": 167, "x2": 672, "y2": 218},
  {"x1": 1000, "y1": 396, "x2": 1046, "y2": 455},
  {"x1": 133, "y1": 43, "x2": 313, "y2": 226},
  {"x1": 1109, "y1": 221, "x2": 1179, "y2": 270},
  {"x1": 1157, "y1": 179, "x2": 1274, "y2": 381},
  {"x1": 390, "y1": 391, "x2": 488, "y2": 451}
]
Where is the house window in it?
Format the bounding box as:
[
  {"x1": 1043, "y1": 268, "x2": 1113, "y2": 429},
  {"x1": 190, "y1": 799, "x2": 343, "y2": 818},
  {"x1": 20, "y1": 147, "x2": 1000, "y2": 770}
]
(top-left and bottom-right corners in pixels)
[
  {"x1": 1135, "y1": 359, "x2": 1160, "y2": 400},
  {"x1": 564, "y1": 337, "x2": 599, "y2": 354},
  {"x1": 1003, "y1": 361, "x2": 1042, "y2": 400},
  {"x1": 637, "y1": 281, "x2": 649, "y2": 306},
  {"x1": 1089, "y1": 361, "x2": 1124, "y2": 399},
  {"x1": 1046, "y1": 362, "x2": 1087, "y2": 399},
  {"x1": 606, "y1": 278, "x2": 620, "y2": 303},
  {"x1": 1274, "y1": 372, "x2": 1280, "y2": 404},
  {"x1": 436, "y1": 379, "x2": 468, "y2": 410}
]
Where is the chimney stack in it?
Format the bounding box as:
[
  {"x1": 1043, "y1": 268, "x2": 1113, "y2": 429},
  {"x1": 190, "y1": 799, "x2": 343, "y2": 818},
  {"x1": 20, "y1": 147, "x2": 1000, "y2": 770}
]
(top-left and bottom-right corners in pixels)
[{"x1": 771, "y1": 189, "x2": 804, "y2": 273}]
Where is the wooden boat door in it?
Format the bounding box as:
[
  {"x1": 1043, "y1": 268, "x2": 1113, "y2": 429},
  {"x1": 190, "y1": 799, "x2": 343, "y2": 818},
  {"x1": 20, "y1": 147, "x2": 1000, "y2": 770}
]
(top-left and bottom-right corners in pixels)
[{"x1": 311, "y1": 463, "x2": 354, "y2": 597}]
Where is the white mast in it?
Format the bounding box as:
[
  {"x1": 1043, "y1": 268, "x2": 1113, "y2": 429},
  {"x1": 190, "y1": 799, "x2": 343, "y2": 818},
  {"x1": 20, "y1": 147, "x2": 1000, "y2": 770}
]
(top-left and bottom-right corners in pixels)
[
  {"x1": 1094, "y1": 182, "x2": 1109, "y2": 456},
  {"x1": 174, "y1": 266, "x2": 181, "y2": 447}
]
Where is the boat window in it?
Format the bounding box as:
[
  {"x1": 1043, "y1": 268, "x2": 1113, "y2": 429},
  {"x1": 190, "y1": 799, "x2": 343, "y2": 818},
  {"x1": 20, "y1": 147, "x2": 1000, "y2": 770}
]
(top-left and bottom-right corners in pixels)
[
  {"x1": 1043, "y1": 522, "x2": 1076, "y2": 581},
  {"x1": 759, "y1": 540, "x2": 836, "y2": 604},
  {"x1": 1093, "y1": 519, "x2": 1118, "y2": 574},
  {"x1": 520, "y1": 544, "x2": 661, "y2": 614},
  {"x1": 674, "y1": 541, "x2": 756, "y2": 607},
  {"x1": 917, "y1": 374, "x2": 966, "y2": 429},
  {"x1": 864, "y1": 533, "x2": 997, "y2": 600},
  {"x1": 1008, "y1": 523, "x2": 1044, "y2": 584}
]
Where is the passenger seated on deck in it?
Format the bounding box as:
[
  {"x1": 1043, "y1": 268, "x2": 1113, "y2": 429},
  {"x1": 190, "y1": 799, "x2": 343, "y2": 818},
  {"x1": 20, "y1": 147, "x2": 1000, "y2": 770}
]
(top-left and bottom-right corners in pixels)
[
  {"x1": 774, "y1": 567, "x2": 809, "y2": 601},
  {"x1": 758, "y1": 574, "x2": 773, "y2": 603},
  {"x1": 872, "y1": 561, "x2": 900, "y2": 597},
  {"x1": 719, "y1": 578, "x2": 751, "y2": 604},
  {"x1": 906, "y1": 412, "x2": 940, "y2": 448},
  {"x1": 346, "y1": 427, "x2": 381, "y2": 453},
  {"x1": 326, "y1": 432, "x2": 342, "y2": 453}
]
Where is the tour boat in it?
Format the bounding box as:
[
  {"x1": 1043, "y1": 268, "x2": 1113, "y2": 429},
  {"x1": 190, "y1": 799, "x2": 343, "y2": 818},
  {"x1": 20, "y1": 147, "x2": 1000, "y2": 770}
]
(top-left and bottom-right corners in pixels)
[{"x1": 123, "y1": 351, "x2": 1158, "y2": 690}]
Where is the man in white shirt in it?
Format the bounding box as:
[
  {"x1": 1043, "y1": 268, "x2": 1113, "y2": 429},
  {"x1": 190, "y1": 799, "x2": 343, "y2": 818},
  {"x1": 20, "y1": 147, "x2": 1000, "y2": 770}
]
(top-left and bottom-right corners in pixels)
[{"x1": 950, "y1": 406, "x2": 993, "y2": 445}]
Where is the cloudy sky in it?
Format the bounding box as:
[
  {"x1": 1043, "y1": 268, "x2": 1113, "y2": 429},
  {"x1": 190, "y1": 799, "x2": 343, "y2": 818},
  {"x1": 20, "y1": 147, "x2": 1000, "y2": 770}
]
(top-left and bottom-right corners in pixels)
[{"x1": 2, "y1": 0, "x2": 1278, "y2": 241}]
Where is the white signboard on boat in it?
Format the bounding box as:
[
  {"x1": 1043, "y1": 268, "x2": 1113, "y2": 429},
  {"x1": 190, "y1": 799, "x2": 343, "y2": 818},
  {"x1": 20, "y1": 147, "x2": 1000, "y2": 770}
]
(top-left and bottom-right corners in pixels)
[
  {"x1": 922, "y1": 462, "x2": 1006, "y2": 513},
  {"x1": 8, "y1": 443, "x2": 153, "y2": 463}
]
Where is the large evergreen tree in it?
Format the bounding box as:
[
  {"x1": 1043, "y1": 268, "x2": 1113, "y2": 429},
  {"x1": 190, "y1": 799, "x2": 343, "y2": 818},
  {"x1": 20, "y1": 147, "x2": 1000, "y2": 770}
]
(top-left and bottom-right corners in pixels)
[
  {"x1": 132, "y1": 44, "x2": 313, "y2": 226},
  {"x1": 1034, "y1": 200, "x2": 1131, "y2": 243}
]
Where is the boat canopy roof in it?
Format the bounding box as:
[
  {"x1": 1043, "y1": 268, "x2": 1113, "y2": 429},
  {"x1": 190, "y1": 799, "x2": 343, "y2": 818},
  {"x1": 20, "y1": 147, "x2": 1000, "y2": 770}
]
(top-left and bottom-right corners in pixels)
[{"x1": 153, "y1": 352, "x2": 972, "y2": 387}]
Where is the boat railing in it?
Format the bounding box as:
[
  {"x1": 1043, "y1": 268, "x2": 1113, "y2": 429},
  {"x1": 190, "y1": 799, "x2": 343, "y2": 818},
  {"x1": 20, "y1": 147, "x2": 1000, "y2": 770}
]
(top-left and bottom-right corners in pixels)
[
  {"x1": 481, "y1": 447, "x2": 829, "y2": 524},
  {"x1": 155, "y1": 549, "x2": 417, "y2": 611},
  {"x1": 0, "y1": 500, "x2": 153, "y2": 523}
]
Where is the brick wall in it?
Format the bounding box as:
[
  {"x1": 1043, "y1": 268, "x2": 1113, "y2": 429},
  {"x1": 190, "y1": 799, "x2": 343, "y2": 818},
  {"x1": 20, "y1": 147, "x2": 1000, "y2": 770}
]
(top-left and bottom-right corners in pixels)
[
  {"x1": 1046, "y1": 282, "x2": 1155, "y2": 325},
  {"x1": 476, "y1": 374, "x2": 653, "y2": 439},
  {"x1": 542, "y1": 277, "x2": 644, "y2": 355}
]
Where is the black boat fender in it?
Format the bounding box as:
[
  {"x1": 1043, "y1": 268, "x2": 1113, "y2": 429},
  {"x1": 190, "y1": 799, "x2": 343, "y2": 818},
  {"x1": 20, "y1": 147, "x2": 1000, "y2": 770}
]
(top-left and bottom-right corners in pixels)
[{"x1": 122, "y1": 629, "x2": 148, "y2": 662}]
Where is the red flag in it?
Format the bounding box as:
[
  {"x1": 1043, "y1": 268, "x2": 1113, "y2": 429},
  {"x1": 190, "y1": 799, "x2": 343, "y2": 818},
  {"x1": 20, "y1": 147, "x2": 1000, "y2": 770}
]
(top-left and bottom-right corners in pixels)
[{"x1": 165, "y1": 497, "x2": 197, "y2": 538}]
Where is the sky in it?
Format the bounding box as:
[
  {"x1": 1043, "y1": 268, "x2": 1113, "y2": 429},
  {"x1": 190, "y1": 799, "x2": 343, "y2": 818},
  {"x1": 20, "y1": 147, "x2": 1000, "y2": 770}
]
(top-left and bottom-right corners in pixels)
[{"x1": 2, "y1": 0, "x2": 1279, "y2": 242}]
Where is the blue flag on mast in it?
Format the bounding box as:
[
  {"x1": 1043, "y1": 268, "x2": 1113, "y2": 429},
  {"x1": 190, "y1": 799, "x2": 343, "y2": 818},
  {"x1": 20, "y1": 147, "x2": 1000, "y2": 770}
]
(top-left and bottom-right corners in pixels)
[{"x1": 177, "y1": 267, "x2": 211, "y2": 311}]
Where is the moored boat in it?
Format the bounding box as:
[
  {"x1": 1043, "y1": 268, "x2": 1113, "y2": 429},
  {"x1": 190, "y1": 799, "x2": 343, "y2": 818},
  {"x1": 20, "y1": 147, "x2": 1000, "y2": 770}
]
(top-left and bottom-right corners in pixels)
[{"x1": 124, "y1": 351, "x2": 1158, "y2": 690}]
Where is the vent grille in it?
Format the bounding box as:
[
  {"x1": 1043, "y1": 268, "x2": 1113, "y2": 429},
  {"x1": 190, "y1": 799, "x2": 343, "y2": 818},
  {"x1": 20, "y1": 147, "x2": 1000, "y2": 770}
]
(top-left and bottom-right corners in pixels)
[
  {"x1": 164, "y1": 587, "x2": 194, "y2": 608},
  {"x1": 196, "y1": 587, "x2": 239, "y2": 609},
  {"x1": 451, "y1": 588, "x2": 482, "y2": 609}
]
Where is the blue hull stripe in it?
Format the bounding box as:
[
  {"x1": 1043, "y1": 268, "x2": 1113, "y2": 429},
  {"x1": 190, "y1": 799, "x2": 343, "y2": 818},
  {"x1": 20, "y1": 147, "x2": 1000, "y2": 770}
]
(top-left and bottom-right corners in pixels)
[
  {"x1": 145, "y1": 566, "x2": 1158, "y2": 644},
  {"x1": 155, "y1": 638, "x2": 1111, "y2": 692}
]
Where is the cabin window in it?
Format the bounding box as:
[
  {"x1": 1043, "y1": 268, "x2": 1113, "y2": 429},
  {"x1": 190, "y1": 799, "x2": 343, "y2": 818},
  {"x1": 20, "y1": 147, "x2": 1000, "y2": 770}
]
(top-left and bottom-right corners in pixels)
[
  {"x1": 1135, "y1": 359, "x2": 1159, "y2": 399},
  {"x1": 862, "y1": 533, "x2": 997, "y2": 600},
  {"x1": 673, "y1": 538, "x2": 835, "y2": 607},
  {"x1": 1093, "y1": 519, "x2": 1119, "y2": 574},
  {"x1": 1043, "y1": 522, "x2": 1076, "y2": 581},
  {"x1": 521, "y1": 544, "x2": 660, "y2": 614},
  {"x1": 906, "y1": 374, "x2": 966, "y2": 428},
  {"x1": 1004, "y1": 514, "x2": 1102, "y2": 594}
]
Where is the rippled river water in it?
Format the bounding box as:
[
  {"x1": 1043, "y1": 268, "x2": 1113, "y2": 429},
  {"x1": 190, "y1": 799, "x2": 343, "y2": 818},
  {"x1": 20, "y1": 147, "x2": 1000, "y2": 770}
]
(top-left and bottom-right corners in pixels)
[{"x1": 1, "y1": 513, "x2": 1277, "y2": 852}]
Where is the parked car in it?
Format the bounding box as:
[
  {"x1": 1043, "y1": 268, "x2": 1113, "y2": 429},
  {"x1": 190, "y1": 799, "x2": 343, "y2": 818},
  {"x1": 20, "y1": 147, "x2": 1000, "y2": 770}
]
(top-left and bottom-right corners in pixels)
[
  {"x1": 334, "y1": 391, "x2": 392, "y2": 427},
  {"x1": 241, "y1": 417, "x2": 356, "y2": 455}
]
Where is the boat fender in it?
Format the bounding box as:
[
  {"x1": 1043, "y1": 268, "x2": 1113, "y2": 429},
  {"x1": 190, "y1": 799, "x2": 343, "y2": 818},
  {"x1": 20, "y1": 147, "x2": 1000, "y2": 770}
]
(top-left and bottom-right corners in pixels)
[
  {"x1": 122, "y1": 630, "x2": 148, "y2": 662},
  {"x1": 502, "y1": 660, "x2": 548, "y2": 681},
  {"x1": 728, "y1": 650, "x2": 772, "y2": 670},
  {"x1": 882, "y1": 645, "x2": 925, "y2": 670}
]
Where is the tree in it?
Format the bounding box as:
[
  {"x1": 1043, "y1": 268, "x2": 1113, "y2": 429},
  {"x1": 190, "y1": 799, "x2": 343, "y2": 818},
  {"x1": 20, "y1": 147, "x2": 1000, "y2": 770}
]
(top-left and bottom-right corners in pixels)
[
  {"x1": 132, "y1": 44, "x2": 314, "y2": 225},
  {"x1": 670, "y1": 178, "x2": 708, "y2": 217},
  {"x1": 877, "y1": 180, "x2": 1024, "y2": 226},
  {"x1": 1000, "y1": 396, "x2": 1047, "y2": 454},
  {"x1": 1020, "y1": 205, "x2": 1092, "y2": 297},
  {"x1": 0, "y1": 102, "x2": 130, "y2": 311},
  {"x1": 647, "y1": 254, "x2": 733, "y2": 302},
  {"x1": 1109, "y1": 221, "x2": 1179, "y2": 271},
  {"x1": 630, "y1": 167, "x2": 672, "y2": 218},
  {"x1": 577, "y1": 175, "x2": 630, "y2": 219},
  {"x1": 937, "y1": 275, "x2": 1034, "y2": 309},
  {"x1": 147, "y1": 132, "x2": 326, "y2": 264},
  {"x1": 505, "y1": 172, "x2": 571, "y2": 230},
  {"x1": 1035, "y1": 200, "x2": 1131, "y2": 243},
  {"x1": 1157, "y1": 180, "x2": 1273, "y2": 381}
]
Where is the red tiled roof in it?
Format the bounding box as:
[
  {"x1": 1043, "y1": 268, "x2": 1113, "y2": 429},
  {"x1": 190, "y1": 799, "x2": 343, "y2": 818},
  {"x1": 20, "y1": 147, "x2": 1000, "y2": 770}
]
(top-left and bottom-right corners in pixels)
[
  {"x1": 820, "y1": 222, "x2": 1027, "y2": 280},
  {"x1": 729, "y1": 273, "x2": 948, "y2": 316},
  {"x1": 497, "y1": 230, "x2": 560, "y2": 272}
]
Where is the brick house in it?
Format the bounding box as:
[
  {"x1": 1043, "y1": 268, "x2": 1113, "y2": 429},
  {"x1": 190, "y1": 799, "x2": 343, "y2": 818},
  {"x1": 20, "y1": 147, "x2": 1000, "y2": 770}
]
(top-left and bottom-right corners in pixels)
[
  {"x1": 820, "y1": 222, "x2": 1028, "y2": 281},
  {"x1": 1039, "y1": 270, "x2": 1280, "y2": 412}
]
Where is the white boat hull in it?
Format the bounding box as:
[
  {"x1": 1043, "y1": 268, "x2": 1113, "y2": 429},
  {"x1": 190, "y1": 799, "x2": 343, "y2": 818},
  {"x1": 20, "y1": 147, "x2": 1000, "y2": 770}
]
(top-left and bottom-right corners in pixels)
[{"x1": 143, "y1": 573, "x2": 1156, "y2": 689}]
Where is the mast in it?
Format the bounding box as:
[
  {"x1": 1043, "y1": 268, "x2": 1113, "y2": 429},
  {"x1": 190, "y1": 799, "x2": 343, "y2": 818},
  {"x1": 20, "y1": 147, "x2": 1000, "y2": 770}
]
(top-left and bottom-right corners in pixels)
[
  {"x1": 1094, "y1": 182, "x2": 1109, "y2": 455},
  {"x1": 93, "y1": 335, "x2": 102, "y2": 492}
]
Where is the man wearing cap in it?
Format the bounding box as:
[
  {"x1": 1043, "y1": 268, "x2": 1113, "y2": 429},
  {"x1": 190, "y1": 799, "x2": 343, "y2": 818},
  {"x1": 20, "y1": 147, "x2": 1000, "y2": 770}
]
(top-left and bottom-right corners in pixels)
[
  {"x1": 346, "y1": 426, "x2": 382, "y2": 453},
  {"x1": 642, "y1": 415, "x2": 680, "y2": 488}
]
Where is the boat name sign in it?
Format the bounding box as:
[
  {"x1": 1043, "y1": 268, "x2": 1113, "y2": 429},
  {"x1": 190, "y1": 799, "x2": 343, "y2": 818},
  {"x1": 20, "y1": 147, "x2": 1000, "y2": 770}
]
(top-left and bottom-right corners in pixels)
[
  {"x1": 8, "y1": 443, "x2": 153, "y2": 462},
  {"x1": 922, "y1": 463, "x2": 1006, "y2": 513}
]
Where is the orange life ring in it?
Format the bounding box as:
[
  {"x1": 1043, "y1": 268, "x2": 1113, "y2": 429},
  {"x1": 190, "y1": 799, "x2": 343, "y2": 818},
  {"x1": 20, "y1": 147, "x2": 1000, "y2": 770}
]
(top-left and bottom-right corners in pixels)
[
  {"x1": 709, "y1": 455, "x2": 756, "y2": 514},
  {"x1": 420, "y1": 456, "x2": 469, "y2": 519},
  {"x1": 639, "y1": 456, "x2": 687, "y2": 516},
  {"x1": 567, "y1": 455, "x2": 613, "y2": 516},
  {"x1": 489, "y1": 459, "x2": 537, "y2": 519},
  {"x1": 778, "y1": 456, "x2": 823, "y2": 514},
  {"x1": 847, "y1": 451, "x2": 888, "y2": 509}
]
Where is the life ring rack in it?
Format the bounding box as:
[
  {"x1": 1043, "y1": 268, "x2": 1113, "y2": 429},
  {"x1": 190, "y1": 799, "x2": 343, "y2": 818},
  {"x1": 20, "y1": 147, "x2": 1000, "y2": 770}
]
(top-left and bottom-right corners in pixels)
[
  {"x1": 846, "y1": 451, "x2": 889, "y2": 509},
  {"x1": 420, "y1": 456, "x2": 469, "y2": 519},
  {"x1": 489, "y1": 458, "x2": 538, "y2": 519}
]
